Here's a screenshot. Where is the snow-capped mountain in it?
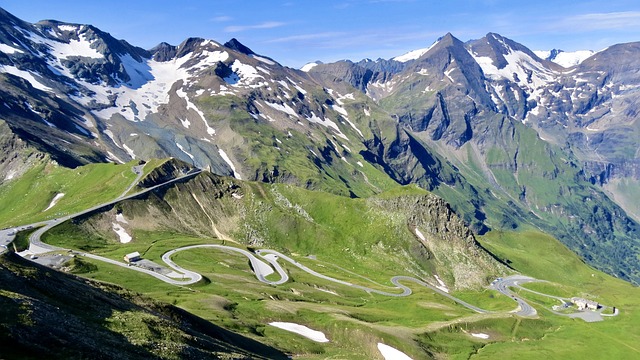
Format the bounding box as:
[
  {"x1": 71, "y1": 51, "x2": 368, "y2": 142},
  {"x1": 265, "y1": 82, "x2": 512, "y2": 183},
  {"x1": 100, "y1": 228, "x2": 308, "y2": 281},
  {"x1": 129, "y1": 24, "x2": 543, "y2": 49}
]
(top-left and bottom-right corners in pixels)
[
  {"x1": 2, "y1": 5, "x2": 640, "y2": 284},
  {"x1": 533, "y1": 49, "x2": 595, "y2": 68},
  {"x1": 0, "y1": 6, "x2": 374, "y2": 193},
  {"x1": 307, "y1": 31, "x2": 640, "y2": 284}
]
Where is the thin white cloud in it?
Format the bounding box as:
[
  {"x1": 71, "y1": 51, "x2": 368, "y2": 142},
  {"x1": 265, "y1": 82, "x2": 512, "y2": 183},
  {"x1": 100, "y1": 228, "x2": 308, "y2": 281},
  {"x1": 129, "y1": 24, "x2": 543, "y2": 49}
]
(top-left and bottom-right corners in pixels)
[
  {"x1": 268, "y1": 28, "x2": 447, "y2": 48},
  {"x1": 224, "y1": 21, "x2": 286, "y2": 33},
  {"x1": 554, "y1": 11, "x2": 640, "y2": 31},
  {"x1": 211, "y1": 16, "x2": 232, "y2": 22},
  {"x1": 266, "y1": 32, "x2": 345, "y2": 43}
]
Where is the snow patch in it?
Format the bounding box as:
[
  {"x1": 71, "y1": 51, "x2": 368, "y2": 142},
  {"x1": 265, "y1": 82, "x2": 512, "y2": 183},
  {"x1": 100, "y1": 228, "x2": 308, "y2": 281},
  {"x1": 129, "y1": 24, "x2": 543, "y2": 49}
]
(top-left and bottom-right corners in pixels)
[
  {"x1": 357, "y1": 161, "x2": 364, "y2": 167},
  {"x1": 85, "y1": 50, "x2": 227, "y2": 122},
  {"x1": 0, "y1": 65, "x2": 52, "y2": 91},
  {"x1": 306, "y1": 112, "x2": 348, "y2": 140},
  {"x1": 230, "y1": 60, "x2": 263, "y2": 84},
  {"x1": 264, "y1": 101, "x2": 299, "y2": 118},
  {"x1": 176, "y1": 87, "x2": 215, "y2": 135},
  {"x1": 122, "y1": 144, "x2": 136, "y2": 159},
  {"x1": 331, "y1": 104, "x2": 364, "y2": 137},
  {"x1": 57, "y1": 25, "x2": 79, "y2": 32},
  {"x1": 24, "y1": 101, "x2": 56, "y2": 127},
  {"x1": 471, "y1": 333, "x2": 490, "y2": 339},
  {"x1": 176, "y1": 142, "x2": 195, "y2": 161},
  {"x1": 46, "y1": 34, "x2": 103, "y2": 59},
  {"x1": 74, "y1": 124, "x2": 90, "y2": 136},
  {"x1": 534, "y1": 50, "x2": 594, "y2": 68},
  {"x1": 471, "y1": 49, "x2": 556, "y2": 91},
  {"x1": 91, "y1": 55, "x2": 192, "y2": 121},
  {"x1": 415, "y1": 228, "x2": 426, "y2": 241},
  {"x1": 293, "y1": 84, "x2": 307, "y2": 95},
  {"x1": 0, "y1": 43, "x2": 23, "y2": 54},
  {"x1": 377, "y1": 343, "x2": 413, "y2": 360},
  {"x1": 434, "y1": 274, "x2": 449, "y2": 293},
  {"x1": 552, "y1": 50, "x2": 594, "y2": 67},
  {"x1": 269, "y1": 322, "x2": 329, "y2": 343},
  {"x1": 331, "y1": 104, "x2": 349, "y2": 117},
  {"x1": 394, "y1": 46, "x2": 432, "y2": 62},
  {"x1": 107, "y1": 151, "x2": 124, "y2": 164},
  {"x1": 44, "y1": 193, "x2": 65, "y2": 211},
  {"x1": 250, "y1": 54, "x2": 276, "y2": 65},
  {"x1": 277, "y1": 80, "x2": 291, "y2": 90},
  {"x1": 300, "y1": 62, "x2": 318, "y2": 72},
  {"x1": 218, "y1": 149, "x2": 241, "y2": 179},
  {"x1": 112, "y1": 223, "x2": 132, "y2": 243},
  {"x1": 444, "y1": 67, "x2": 456, "y2": 83},
  {"x1": 115, "y1": 213, "x2": 128, "y2": 224},
  {"x1": 119, "y1": 54, "x2": 153, "y2": 87},
  {"x1": 103, "y1": 129, "x2": 121, "y2": 148},
  {"x1": 4, "y1": 170, "x2": 16, "y2": 181}
]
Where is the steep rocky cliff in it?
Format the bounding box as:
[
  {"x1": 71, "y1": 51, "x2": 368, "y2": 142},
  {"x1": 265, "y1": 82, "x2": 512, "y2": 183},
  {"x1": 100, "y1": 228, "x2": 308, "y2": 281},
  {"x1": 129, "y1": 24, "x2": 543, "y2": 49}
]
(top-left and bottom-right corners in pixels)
[
  {"x1": 0, "y1": 120, "x2": 47, "y2": 184},
  {"x1": 369, "y1": 193, "x2": 506, "y2": 288}
]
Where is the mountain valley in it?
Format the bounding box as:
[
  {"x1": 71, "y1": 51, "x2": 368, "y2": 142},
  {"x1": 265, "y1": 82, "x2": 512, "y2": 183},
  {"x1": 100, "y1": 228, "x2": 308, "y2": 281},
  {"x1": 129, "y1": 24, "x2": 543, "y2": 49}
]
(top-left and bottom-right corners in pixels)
[{"x1": 1, "y1": 6, "x2": 640, "y2": 359}]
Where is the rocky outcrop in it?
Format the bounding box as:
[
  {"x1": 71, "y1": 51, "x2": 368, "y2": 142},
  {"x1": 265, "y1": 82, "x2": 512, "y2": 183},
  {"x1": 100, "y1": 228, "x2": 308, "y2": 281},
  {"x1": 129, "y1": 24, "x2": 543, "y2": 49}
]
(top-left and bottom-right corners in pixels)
[
  {"x1": 369, "y1": 193, "x2": 506, "y2": 289},
  {"x1": 0, "y1": 120, "x2": 47, "y2": 184},
  {"x1": 137, "y1": 158, "x2": 195, "y2": 188}
]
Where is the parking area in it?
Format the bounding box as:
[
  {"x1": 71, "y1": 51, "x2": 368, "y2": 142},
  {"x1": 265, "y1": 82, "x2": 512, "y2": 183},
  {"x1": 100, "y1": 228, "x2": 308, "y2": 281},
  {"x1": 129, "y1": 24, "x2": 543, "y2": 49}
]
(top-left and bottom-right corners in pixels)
[
  {"x1": 131, "y1": 259, "x2": 173, "y2": 275},
  {"x1": 30, "y1": 252, "x2": 74, "y2": 269}
]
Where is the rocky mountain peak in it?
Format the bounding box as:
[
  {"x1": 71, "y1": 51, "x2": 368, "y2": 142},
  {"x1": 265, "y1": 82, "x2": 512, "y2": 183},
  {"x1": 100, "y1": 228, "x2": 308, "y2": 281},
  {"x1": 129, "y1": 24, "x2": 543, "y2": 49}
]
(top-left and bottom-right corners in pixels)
[
  {"x1": 224, "y1": 38, "x2": 255, "y2": 55},
  {"x1": 428, "y1": 32, "x2": 461, "y2": 52},
  {"x1": 149, "y1": 41, "x2": 177, "y2": 61},
  {"x1": 35, "y1": 20, "x2": 149, "y2": 61},
  {"x1": 467, "y1": 33, "x2": 557, "y2": 72}
]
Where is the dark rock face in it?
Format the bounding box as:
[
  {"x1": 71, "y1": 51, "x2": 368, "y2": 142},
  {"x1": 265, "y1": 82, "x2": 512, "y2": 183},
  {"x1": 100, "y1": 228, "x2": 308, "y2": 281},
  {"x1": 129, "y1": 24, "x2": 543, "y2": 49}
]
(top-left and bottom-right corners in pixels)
[
  {"x1": 149, "y1": 42, "x2": 177, "y2": 62},
  {"x1": 224, "y1": 38, "x2": 255, "y2": 55},
  {"x1": 309, "y1": 60, "x2": 376, "y2": 92}
]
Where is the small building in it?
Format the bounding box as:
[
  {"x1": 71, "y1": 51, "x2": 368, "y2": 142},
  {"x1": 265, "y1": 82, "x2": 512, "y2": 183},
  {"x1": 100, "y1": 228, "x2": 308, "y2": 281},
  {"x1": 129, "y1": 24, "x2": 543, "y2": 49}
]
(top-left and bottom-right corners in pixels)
[
  {"x1": 571, "y1": 297, "x2": 599, "y2": 311},
  {"x1": 124, "y1": 251, "x2": 141, "y2": 263}
]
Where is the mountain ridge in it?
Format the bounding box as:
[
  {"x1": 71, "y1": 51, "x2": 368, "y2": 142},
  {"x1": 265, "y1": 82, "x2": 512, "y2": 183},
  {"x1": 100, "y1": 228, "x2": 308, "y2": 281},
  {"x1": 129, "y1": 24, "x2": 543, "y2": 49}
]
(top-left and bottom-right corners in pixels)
[{"x1": 1, "y1": 6, "x2": 640, "y2": 284}]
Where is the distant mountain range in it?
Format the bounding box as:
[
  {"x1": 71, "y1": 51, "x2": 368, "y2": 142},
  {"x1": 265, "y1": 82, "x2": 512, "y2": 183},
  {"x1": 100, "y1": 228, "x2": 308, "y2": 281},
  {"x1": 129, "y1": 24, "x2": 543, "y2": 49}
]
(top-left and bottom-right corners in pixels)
[
  {"x1": 1, "y1": 7, "x2": 639, "y2": 284},
  {"x1": 532, "y1": 49, "x2": 595, "y2": 68}
]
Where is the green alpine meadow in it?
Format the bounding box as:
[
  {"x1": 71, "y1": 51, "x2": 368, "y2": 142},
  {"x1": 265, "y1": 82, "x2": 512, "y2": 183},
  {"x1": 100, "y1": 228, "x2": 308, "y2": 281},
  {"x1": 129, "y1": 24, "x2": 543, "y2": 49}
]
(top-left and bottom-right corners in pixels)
[{"x1": 1, "y1": 3, "x2": 640, "y2": 359}]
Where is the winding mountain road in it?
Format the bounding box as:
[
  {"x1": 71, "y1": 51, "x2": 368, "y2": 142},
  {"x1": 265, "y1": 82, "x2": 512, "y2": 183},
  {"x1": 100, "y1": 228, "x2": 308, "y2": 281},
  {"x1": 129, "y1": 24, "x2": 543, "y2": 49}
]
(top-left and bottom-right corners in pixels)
[
  {"x1": 27, "y1": 168, "x2": 202, "y2": 255},
  {"x1": 4, "y1": 164, "x2": 603, "y2": 320},
  {"x1": 490, "y1": 275, "x2": 538, "y2": 317}
]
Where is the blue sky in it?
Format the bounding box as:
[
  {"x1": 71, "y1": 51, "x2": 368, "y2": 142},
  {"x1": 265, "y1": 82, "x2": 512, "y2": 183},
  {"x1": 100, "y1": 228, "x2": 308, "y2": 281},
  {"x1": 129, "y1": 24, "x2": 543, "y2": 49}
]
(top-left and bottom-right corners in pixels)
[{"x1": 3, "y1": 0, "x2": 640, "y2": 67}]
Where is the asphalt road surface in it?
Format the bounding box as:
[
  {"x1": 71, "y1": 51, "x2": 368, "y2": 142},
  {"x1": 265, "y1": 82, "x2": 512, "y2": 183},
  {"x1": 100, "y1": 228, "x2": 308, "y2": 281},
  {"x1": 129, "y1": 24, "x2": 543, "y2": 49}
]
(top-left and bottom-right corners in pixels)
[
  {"x1": 490, "y1": 275, "x2": 538, "y2": 317},
  {"x1": 7, "y1": 165, "x2": 615, "y2": 320},
  {"x1": 27, "y1": 168, "x2": 202, "y2": 255}
]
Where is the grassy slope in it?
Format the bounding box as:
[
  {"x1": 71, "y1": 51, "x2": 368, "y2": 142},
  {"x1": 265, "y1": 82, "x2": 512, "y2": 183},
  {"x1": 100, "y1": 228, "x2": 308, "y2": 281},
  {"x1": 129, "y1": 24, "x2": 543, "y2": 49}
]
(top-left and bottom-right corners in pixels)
[
  {"x1": 0, "y1": 160, "x2": 139, "y2": 228},
  {"x1": 474, "y1": 230, "x2": 640, "y2": 359},
  {"x1": 0, "y1": 252, "x2": 288, "y2": 360},
  {"x1": 38, "y1": 178, "x2": 504, "y2": 359},
  {"x1": 198, "y1": 93, "x2": 399, "y2": 199},
  {"x1": 5, "y1": 159, "x2": 639, "y2": 359}
]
